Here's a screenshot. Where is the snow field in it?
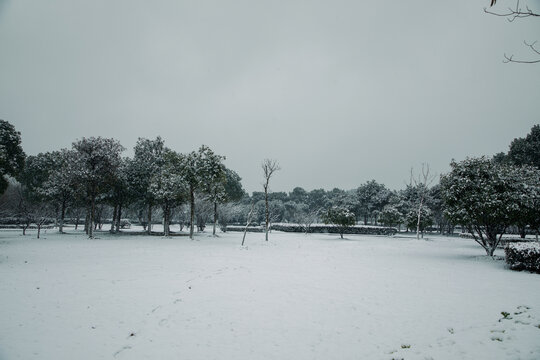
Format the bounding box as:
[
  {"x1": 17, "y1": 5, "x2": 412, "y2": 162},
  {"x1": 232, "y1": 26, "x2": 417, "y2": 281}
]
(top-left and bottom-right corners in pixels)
[{"x1": 0, "y1": 230, "x2": 539, "y2": 360}]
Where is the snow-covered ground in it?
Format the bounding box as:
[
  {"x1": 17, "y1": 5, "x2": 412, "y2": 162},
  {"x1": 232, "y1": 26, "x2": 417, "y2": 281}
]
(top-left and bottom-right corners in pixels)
[{"x1": 1, "y1": 229, "x2": 539, "y2": 360}]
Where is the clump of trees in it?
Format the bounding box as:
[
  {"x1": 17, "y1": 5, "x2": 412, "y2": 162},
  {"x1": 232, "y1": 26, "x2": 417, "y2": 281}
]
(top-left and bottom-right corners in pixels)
[{"x1": 0, "y1": 119, "x2": 245, "y2": 238}]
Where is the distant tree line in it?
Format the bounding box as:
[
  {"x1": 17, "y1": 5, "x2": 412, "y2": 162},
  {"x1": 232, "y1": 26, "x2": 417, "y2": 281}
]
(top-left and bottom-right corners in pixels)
[{"x1": 219, "y1": 177, "x2": 445, "y2": 237}]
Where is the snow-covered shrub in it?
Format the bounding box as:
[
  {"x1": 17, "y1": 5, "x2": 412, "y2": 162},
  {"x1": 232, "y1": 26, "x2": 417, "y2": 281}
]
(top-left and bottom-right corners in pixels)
[{"x1": 505, "y1": 242, "x2": 540, "y2": 273}]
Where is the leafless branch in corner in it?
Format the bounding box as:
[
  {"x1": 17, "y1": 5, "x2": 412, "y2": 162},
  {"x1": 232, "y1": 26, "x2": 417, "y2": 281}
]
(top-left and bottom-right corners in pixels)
[
  {"x1": 485, "y1": 0, "x2": 540, "y2": 63},
  {"x1": 484, "y1": 0, "x2": 539, "y2": 21}
]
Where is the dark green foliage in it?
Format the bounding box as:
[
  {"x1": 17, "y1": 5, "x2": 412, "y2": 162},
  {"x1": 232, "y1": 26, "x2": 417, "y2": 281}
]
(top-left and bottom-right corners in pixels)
[
  {"x1": 508, "y1": 125, "x2": 540, "y2": 168},
  {"x1": 378, "y1": 205, "x2": 403, "y2": 227},
  {"x1": 0, "y1": 120, "x2": 25, "y2": 194},
  {"x1": 321, "y1": 206, "x2": 356, "y2": 238},
  {"x1": 223, "y1": 168, "x2": 245, "y2": 202},
  {"x1": 356, "y1": 180, "x2": 391, "y2": 224}
]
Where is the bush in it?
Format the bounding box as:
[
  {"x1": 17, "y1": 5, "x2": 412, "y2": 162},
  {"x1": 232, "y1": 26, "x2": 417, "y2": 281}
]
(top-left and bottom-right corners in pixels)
[{"x1": 505, "y1": 242, "x2": 540, "y2": 273}]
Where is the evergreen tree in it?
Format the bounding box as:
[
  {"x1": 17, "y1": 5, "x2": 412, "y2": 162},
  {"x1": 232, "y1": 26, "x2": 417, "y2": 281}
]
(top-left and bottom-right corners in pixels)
[
  {"x1": 0, "y1": 119, "x2": 25, "y2": 194},
  {"x1": 441, "y1": 157, "x2": 537, "y2": 255},
  {"x1": 321, "y1": 206, "x2": 356, "y2": 239},
  {"x1": 72, "y1": 137, "x2": 124, "y2": 238}
]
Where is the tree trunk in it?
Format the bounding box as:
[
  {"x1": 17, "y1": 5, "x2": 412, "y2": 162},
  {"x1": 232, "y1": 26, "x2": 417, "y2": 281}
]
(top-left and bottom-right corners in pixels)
[
  {"x1": 115, "y1": 203, "x2": 122, "y2": 233},
  {"x1": 59, "y1": 200, "x2": 66, "y2": 234},
  {"x1": 265, "y1": 187, "x2": 269, "y2": 242},
  {"x1": 416, "y1": 196, "x2": 424, "y2": 240},
  {"x1": 520, "y1": 226, "x2": 526, "y2": 239},
  {"x1": 147, "y1": 203, "x2": 152, "y2": 235},
  {"x1": 242, "y1": 203, "x2": 255, "y2": 246},
  {"x1": 89, "y1": 195, "x2": 95, "y2": 238},
  {"x1": 164, "y1": 205, "x2": 170, "y2": 237},
  {"x1": 137, "y1": 210, "x2": 146, "y2": 231},
  {"x1": 189, "y1": 187, "x2": 195, "y2": 239},
  {"x1": 213, "y1": 201, "x2": 218, "y2": 236},
  {"x1": 37, "y1": 223, "x2": 41, "y2": 239},
  {"x1": 84, "y1": 212, "x2": 89, "y2": 234},
  {"x1": 111, "y1": 204, "x2": 118, "y2": 232}
]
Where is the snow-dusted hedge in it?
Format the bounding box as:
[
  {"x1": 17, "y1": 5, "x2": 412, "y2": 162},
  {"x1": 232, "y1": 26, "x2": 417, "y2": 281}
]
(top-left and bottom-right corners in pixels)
[
  {"x1": 224, "y1": 223, "x2": 397, "y2": 235},
  {"x1": 225, "y1": 226, "x2": 264, "y2": 233},
  {"x1": 505, "y1": 242, "x2": 540, "y2": 274},
  {"x1": 271, "y1": 223, "x2": 396, "y2": 236}
]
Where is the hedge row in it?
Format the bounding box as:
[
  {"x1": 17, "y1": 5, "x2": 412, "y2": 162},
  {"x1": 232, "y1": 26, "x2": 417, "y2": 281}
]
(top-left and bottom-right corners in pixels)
[
  {"x1": 225, "y1": 226, "x2": 264, "y2": 233},
  {"x1": 505, "y1": 242, "x2": 540, "y2": 274},
  {"x1": 225, "y1": 223, "x2": 396, "y2": 236},
  {"x1": 271, "y1": 223, "x2": 396, "y2": 235}
]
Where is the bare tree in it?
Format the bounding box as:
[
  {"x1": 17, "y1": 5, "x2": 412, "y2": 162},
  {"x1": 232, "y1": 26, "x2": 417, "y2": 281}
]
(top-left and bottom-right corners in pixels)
[
  {"x1": 296, "y1": 208, "x2": 321, "y2": 234},
  {"x1": 261, "y1": 159, "x2": 280, "y2": 241},
  {"x1": 241, "y1": 202, "x2": 255, "y2": 246},
  {"x1": 484, "y1": 0, "x2": 540, "y2": 63},
  {"x1": 410, "y1": 164, "x2": 436, "y2": 240}
]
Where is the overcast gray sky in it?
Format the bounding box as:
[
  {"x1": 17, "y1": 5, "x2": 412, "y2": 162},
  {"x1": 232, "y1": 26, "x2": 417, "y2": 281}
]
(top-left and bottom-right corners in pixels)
[{"x1": 1, "y1": 0, "x2": 539, "y2": 193}]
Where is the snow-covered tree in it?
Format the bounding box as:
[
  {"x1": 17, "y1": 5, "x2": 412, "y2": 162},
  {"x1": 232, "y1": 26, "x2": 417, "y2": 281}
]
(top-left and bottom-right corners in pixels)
[
  {"x1": 149, "y1": 151, "x2": 188, "y2": 236},
  {"x1": 408, "y1": 164, "x2": 436, "y2": 239},
  {"x1": 307, "y1": 189, "x2": 329, "y2": 214},
  {"x1": 441, "y1": 157, "x2": 535, "y2": 256},
  {"x1": 321, "y1": 206, "x2": 356, "y2": 239},
  {"x1": 378, "y1": 204, "x2": 404, "y2": 228},
  {"x1": 0, "y1": 119, "x2": 25, "y2": 194},
  {"x1": 106, "y1": 157, "x2": 137, "y2": 233},
  {"x1": 405, "y1": 206, "x2": 433, "y2": 238},
  {"x1": 15, "y1": 156, "x2": 57, "y2": 238},
  {"x1": 72, "y1": 137, "x2": 124, "y2": 238},
  {"x1": 356, "y1": 180, "x2": 391, "y2": 225},
  {"x1": 218, "y1": 202, "x2": 247, "y2": 231},
  {"x1": 41, "y1": 150, "x2": 80, "y2": 233},
  {"x1": 198, "y1": 146, "x2": 227, "y2": 235},
  {"x1": 194, "y1": 194, "x2": 213, "y2": 232},
  {"x1": 176, "y1": 150, "x2": 199, "y2": 239},
  {"x1": 131, "y1": 137, "x2": 167, "y2": 234},
  {"x1": 289, "y1": 187, "x2": 308, "y2": 204},
  {"x1": 294, "y1": 204, "x2": 320, "y2": 234}
]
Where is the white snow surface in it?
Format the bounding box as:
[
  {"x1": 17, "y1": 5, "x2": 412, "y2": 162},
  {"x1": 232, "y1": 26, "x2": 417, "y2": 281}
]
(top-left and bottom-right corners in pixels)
[{"x1": 1, "y1": 229, "x2": 539, "y2": 360}]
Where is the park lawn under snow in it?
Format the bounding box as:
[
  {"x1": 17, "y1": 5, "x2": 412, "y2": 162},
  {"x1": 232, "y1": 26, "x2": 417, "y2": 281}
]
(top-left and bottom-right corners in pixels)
[{"x1": 1, "y1": 229, "x2": 539, "y2": 360}]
